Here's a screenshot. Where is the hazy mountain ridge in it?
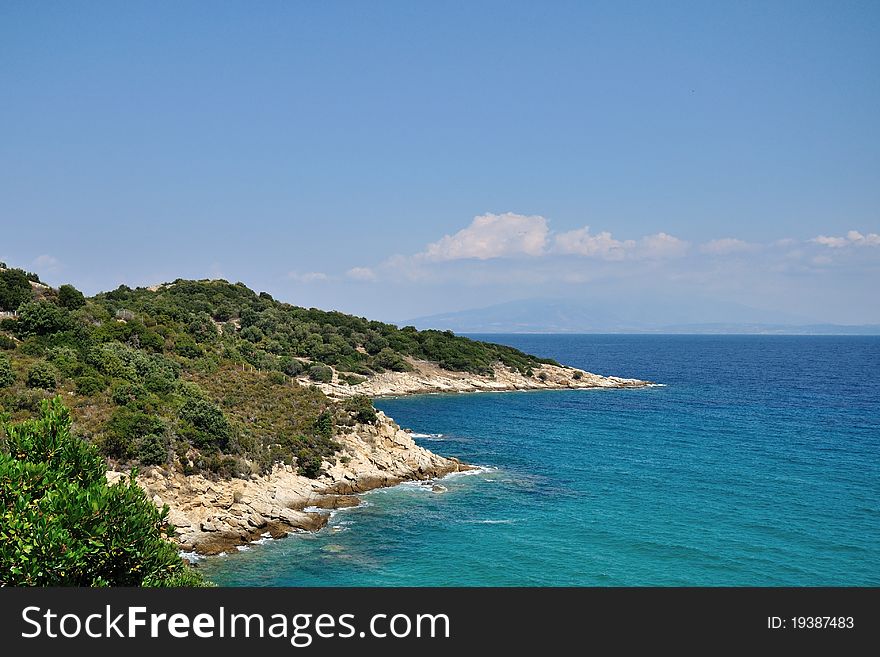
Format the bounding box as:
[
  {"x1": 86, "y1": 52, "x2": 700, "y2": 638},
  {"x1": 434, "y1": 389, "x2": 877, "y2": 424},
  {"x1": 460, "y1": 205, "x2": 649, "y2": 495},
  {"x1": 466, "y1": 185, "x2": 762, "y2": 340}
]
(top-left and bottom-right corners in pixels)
[{"x1": 407, "y1": 299, "x2": 880, "y2": 335}]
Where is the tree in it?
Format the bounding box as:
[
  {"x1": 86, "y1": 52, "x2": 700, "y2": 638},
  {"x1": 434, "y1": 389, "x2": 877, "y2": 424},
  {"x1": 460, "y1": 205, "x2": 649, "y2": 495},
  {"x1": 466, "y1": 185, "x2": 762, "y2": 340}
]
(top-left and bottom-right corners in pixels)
[
  {"x1": 0, "y1": 268, "x2": 32, "y2": 311},
  {"x1": 57, "y1": 284, "x2": 86, "y2": 310},
  {"x1": 0, "y1": 397, "x2": 205, "y2": 586},
  {"x1": 15, "y1": 301, "x2": 72, "y2": 336}
]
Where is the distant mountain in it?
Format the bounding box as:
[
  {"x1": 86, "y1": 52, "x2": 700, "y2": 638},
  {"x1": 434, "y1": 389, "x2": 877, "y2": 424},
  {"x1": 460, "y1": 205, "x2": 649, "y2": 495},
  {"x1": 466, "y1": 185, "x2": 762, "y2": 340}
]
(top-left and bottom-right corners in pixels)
[{"x1": 406, "y1": 299, "x2": 880, "y2": 335}]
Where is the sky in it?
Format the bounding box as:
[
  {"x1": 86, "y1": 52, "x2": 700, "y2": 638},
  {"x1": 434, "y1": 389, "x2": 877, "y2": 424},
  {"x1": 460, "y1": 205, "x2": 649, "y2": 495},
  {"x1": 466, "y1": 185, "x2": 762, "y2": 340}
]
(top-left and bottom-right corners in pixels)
[{"x1": 1, "y1": 1, "x2": 879, "y2": 325}]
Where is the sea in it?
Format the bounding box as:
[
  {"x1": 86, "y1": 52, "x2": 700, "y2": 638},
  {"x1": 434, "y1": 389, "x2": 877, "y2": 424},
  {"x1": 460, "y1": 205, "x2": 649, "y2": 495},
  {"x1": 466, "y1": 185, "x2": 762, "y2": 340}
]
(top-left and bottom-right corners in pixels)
[{"x1": 199, "y1": 335, "x2": 880, "y2": 586}]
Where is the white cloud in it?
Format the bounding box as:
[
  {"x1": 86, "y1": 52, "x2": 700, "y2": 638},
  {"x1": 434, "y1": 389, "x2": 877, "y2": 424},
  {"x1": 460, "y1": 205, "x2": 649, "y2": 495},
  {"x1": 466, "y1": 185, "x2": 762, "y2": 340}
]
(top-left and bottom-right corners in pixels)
[
  {"x1": 811, "y1": 230, "x2": 880, "y2": 248},
  {"x1": 33, "y1": 254, "x2": 60, "y2": 271},
  {"x1": 554, "y1": 227, "x2": 634, "y2": 260},
  {"x1": 553, "y1": 228, "x2": 688, "y2": 260},
  {"x1": 288, "y1": 271, "x2": 329, "y2": 283},
  {"x1": 700, "y1": 238, "x2": 757, "y2": 255},
  {"x1": 420, "y1": 212, "x2": 549, "y2": 262},
  {"x1": 638, "y1": 232, "x2": 690, "y2": 259},
  {"x1": 346, "y1": 267, "x2": 377, "y2": 281}
]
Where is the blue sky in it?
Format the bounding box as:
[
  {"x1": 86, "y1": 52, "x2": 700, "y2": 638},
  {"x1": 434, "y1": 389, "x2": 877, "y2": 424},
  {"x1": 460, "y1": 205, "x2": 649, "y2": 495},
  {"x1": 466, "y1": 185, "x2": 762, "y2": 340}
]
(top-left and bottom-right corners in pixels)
[{"x1": 2, "y1": 1, "x2": 878, "y2": 324}]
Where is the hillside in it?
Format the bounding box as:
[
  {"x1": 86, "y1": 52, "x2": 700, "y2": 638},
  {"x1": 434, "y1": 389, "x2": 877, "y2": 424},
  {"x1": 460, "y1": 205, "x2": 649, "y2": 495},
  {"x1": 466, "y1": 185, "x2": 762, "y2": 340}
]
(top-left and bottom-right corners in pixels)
[{"x1": 0, "y1": 270, "x2": 569, "y2": 480}]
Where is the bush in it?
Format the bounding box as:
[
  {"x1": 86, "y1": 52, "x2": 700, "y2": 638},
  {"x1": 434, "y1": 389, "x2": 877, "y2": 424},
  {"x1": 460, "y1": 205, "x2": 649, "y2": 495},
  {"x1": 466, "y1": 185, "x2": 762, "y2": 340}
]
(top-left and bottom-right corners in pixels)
[
  {"x1": 308, "y1": 364, "x2": 333, "y2": 383},
  {"x1": 57, "y1": 284, "x2": 86, "y2": 310},
  {"x1": 278, "y1": 356, "x2": 303, "y2": 376},
  {"x1": 0, "y1": 354, "x2": 14, "y2": 388},
  {"x1": 267, "y1": 370, "x2": 286, "y2": 385},
  {"x1": 344, "y1": 395, "x2": 377, "y2": 424},
  {"x1": 296, "y1": 450, "x2": 323, "y2": 478},
  {"x1": 0, "y1": 334, "x2": 16, "y2": 350},
  {"x1": 572, "y1": 371, "x2": 583, "y2": 380},
  {"x1": 0, "y1": 398, "x2": 205, "y2": 586},
  {"x1": 136, "y1": 433, "x2": 167, "y2": 465},
  {"x1": 174, "y1": 335, "x2": 203, "y2": 358},
  {"x1": 374, "y1": 347, "x2": 412, "y2": 372},
  {"x1": 110, "y1": 381, "x2": 147, "y2": 405},
  {"x1": 103, "y1": 408, "x2": 166, "y2": 459},
  {"x1": 46, "y1": 345, "x2": 80, "y2": 377},
  {"x1": 341, "y1": 373, "x2": 366, "y2": 386},
  {"x1": 178, "y1": 399, "x2": 232, "y2": 450},
  {"x1": 75, "y1": 375, "x2": 106, "y2": 395},
  {"x1": 26, "y1": 361, "x2": 57, "y2": 390}
]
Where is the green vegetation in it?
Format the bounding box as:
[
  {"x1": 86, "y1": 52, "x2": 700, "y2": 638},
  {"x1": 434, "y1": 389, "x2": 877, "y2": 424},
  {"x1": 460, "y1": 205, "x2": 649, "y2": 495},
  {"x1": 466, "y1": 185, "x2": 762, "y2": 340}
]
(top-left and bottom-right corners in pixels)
[
  {"x1": 57, "y1": 284, "x2": 86, "y2": 310},
  {"x1": 0, "y1": 398, "x2": 205, "y2": 586},
  {"x1": 0, "y1": 272, "x2": 555, "y2": 480},
  {"x1": 0, "y1": 355, "x2": 14, "y2": 388},
  {"x1": 0, "y1": 267, "x2": 33, "y2": 311},
  {"x1": 26, "y1": 361, "x2": 57, "y2": 390}
]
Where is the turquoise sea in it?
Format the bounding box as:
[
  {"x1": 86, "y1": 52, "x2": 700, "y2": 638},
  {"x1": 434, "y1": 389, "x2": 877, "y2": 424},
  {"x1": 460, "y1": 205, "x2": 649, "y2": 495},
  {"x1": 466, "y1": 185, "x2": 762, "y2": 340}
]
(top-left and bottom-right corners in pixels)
[{"x1": 200, "y1": 335, "x2": 880, "y2": 586}]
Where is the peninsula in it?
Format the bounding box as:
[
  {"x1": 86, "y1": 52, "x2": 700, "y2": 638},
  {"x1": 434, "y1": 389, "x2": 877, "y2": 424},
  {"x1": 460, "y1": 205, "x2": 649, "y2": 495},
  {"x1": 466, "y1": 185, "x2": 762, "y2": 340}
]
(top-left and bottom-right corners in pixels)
[{"x1": 0, "y1": 267, "x2": 649, "y2": 555}]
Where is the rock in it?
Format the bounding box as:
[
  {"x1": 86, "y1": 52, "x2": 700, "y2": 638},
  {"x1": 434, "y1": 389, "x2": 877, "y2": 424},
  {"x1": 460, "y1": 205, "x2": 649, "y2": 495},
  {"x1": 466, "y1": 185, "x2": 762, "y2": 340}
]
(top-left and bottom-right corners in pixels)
[
  {"x1": 247, "y1": 514, "x2": 268, "y2": 529},
  {"x1": 200, "y1": 521, "x2": 218, "y2": 532},
  {"x1": 309, "y1": 495, "x2": 361, "y2": 509}
]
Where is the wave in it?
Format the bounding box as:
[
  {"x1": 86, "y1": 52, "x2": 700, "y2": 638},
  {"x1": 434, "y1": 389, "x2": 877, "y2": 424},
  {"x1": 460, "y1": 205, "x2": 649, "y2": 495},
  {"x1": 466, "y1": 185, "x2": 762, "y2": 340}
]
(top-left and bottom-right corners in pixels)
[
  {"x1": 467, "y1": 519, "x2": 516, "y2": 525},
  {"x1": 443, "y1": 465, "x2": 498, "y2": 479},
  {"x1": 410, "y1": 432, "x2": 445, "y2": 440}
]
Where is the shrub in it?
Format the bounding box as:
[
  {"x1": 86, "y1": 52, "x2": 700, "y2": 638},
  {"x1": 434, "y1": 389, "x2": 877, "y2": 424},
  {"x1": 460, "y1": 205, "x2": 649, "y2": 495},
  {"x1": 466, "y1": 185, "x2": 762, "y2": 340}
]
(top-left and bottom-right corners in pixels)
[
  {"x1": 174, "y1": 335, "x2": 203, "y2": 358},
  {"x1": 240, "y1": 325, "x2": 264, "y2": 343},
  {"x1": 0, "y1": 354, "x2": 14, "y2": 388},
  {"x1": 344, "y1": 395, "x2": 377, "y2": 424},
  {"x1": 374, "y1": 347, "x2": 412, "y2": 372},
  {"x1": 136, "y1": 433, "x2": 168, "y2": 466},
  {"x1": 296, "y1": 450, "x2": 323, "y2": 478},
  {"x1": 75, "y1": 375, "x2": 106, "y2": 395},
  {"x1": 57, "y1": 284, "x2": 86, "y2": 310},
  {"x1": 341, "y1": 373, "x2": 366, "y2": 386},
  {"x1": 143, "y1": 371, "x2": 175, "y2": 394},
  {"x1": 279, "y1": 356, "x2": 303, "y2": 376},
  {"x1": 46, "y1": 345, "x2": 80, "y2": 377},
  {"x1": 314, "y1": 409, "x2": 333, "y2": 439},
  {"x1": 103, "y1": 408, "x2": 166, "y2": 459},
  {"x1": 572, "y1": 371, "x2": 583, "y2": 380},
  {"x1": 110, "y1": 381, "x2": 147, "y2": 405},
  {"x1": 537, "y1": 372, "x2": 548, "y2": 381},
  {"x1": 267, "y1": 370, "x2": 286, "y2": 385},
  {"x1": 26, "y1": 361, "x2": 57, "y2": 390},
  {"x1": 178, "y1": 399, "x2": 232, "y2": 450},
  {"x1": 308, "y1": 364, "x2": 333, "y2": 383},
  {"x1": 0, "y1": 398, "x2": 205, "y2": 586},
  {"x1": 0, "y1": 334, "x2": 16, "y2": 350}
]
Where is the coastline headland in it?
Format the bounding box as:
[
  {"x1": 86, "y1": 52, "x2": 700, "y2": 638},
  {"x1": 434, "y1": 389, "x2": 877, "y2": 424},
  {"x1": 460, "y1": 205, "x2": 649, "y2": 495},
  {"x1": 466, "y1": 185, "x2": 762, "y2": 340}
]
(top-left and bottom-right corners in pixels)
[{"x1": 118, "y1": 364, "x2": 650, "y2": 555}]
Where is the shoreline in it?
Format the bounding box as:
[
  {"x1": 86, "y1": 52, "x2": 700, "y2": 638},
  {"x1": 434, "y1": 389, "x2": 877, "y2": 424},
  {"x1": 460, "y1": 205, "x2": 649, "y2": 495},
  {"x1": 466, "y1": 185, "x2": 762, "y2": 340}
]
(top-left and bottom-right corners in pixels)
[
  {"x1": 119, "y1": 362, "x2": 653, "y2": 558},
  {"x1": 110, "y1": 409, "x2": 472, "y2": 556},
  {"x1": 307, "y1": 360, "x2": 653, "y2": 399}
]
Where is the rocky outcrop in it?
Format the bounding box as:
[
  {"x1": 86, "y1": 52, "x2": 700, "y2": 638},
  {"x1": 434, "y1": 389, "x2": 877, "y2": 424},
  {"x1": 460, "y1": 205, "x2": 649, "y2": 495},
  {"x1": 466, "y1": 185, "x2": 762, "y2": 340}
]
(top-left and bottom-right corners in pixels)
[
  {"x1": 108, "y1": 411, "x2": 469, "y2": 555},
  {"x1": 309, "y1": 359, "x2": 651, "y2": 399}
]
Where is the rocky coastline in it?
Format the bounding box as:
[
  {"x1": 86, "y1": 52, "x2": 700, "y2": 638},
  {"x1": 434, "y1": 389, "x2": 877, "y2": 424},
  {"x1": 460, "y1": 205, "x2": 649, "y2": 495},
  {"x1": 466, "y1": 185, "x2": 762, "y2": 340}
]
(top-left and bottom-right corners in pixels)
[
  {"x1": 114, "y1": 362, "x2": 650, "y2": 557},
  {"x1": 310, "y1": 359, "x2": 651, "y2": 399},
  {"x1": 108, "y1": 410, "x2": 469, "y2": 555}
]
